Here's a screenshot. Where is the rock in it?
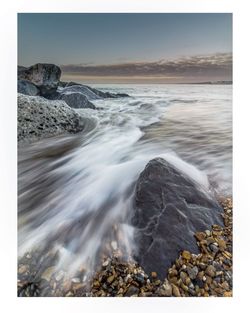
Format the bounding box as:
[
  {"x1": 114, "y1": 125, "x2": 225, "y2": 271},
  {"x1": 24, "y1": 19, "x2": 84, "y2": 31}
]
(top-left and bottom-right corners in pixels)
[
  {"x1": 18, "y1": 265, "x2": 28, "y2": 275},
  {"x1": 182, "y1": 251, "x2": 191, "y2": 260},
  {"x1": 71, "y1": 277, "x2": 81, "y2": 283},
  {"x1": 187, "y1": 266, "x2": 198, "y2": 280},
  {"x1": 172, "y1": 284, "x2": 181, "y2": 297},
  {"x1": 217, "y1": 239, "x2": 227, "y2": 251},
  {"x1": 134, "y1": 273, "x2": 145, "y2": 284},
  {"x1": 157, "y1": 280, "x2": 172, "y2": 296},
  {"x1": 58, "y1": 84, "x2": 128, "y2": 106},
  {"x1": 18, "y1": 80, "x2": 40, "y2": 96},
  {"x1": 205, "y1": 265, "x2": 216, "y2": 277},
  {"x1": 58, "y1": 90, "x2": 96, "y2": 109},
  {"x1": 205, "y1": 230, "x2": 211, "y2": 237},
  {"x1": 223, "y1": 291, "x2": 232, "y2": 297},
  {"x1": 107, "y1": 275, "x2": 115, "y2": 284},
  {"x1": 18, "y1": 63, "x2": 61, "y2": 97},
  {"x1": 58, "y1": 85, "x2": 101, "y2": 100},
  {"x1": 124, "y1": 285, "x2": 140, "y2": 297},
  {"x1": 18, "y1": 93, "x2": 85, "y2": 143},
  {"x1": 195, "y1": 232, "x2": 206, "y2": 242},
  {"x1": 41, "y1": 266, "x2": 56, "y2": 281},
  {"x1": 209, "y1": 244, "x2": 219, "y2": 253},
  {"x1": 151, "y1": 272, "x2": 157, "y2": 278},
  {"x1": 132, "y1": 158, "x2": 223, "y2": 279}
]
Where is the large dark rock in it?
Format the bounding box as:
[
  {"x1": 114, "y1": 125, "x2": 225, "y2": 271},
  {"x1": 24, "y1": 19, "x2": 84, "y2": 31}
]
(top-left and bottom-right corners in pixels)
[
  {"x1": 18, "y1": 63, "x2": 61, "y2": 97},
  {"x1": 132, "y1": 158, "x2": 223, "y2": 279},
  {"x1": 18, "y1": 79, "x2": 40, "y2": 96}
]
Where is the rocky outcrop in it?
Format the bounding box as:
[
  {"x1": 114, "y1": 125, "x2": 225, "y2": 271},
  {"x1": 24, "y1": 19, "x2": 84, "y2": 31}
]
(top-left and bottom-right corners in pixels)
[
  {"x1": 18, "y1": 80, "x2": 40, "y2": 96},
  {"x1": 18, "y1": 64, "x2": 61, "y2": 97},
  {"x1": 18, "y1": 64, "x2": 129, "y2": 108},
  {"x1": 132, "y1": 158, "x2": 223, "y2": 279},
  {"x1": 18, "y1": 93, "x2": 85, "y2": 143}
]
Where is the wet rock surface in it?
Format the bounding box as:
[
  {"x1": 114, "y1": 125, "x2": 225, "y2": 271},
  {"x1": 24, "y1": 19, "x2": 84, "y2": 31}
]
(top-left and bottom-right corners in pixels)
[{"x1": 132, "y1": 158, "x2": 223, "y2": 279}]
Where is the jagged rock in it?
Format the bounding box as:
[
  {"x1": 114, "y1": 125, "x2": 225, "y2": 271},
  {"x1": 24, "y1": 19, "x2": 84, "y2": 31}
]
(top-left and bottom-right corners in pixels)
[
  {"x1": 18, "y1": 93, "x2": 85, "y2": 143},
  {"x1": 18, "y1": 79, "x2": 40, "y2": 96},
  {"x1": 18, "y1": 63, "x2": 61, "y2": 97},
  {"x1": 132, "y1": 158, "x2": 223, "y2": 279}
]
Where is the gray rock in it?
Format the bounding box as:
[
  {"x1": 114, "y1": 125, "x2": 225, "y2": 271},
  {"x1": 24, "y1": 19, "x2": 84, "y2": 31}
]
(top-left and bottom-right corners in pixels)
[
  {"x1": 124, "y1": 285, "x2": 139, "y2": 297},
  {"x1": 59, "y1": 85, "x2": 101, "y2": 100},
  {"x1": 187, "y1": 266, "x2": 199, "y2": 280},
  {"x1": 58, "y1": 92, "x2": 96, "y2": 109},
  {"x1": 209, "y1": 243, "x2": 219, "y2": 253},
  {"x1": 132, "y1": 158, "x2": 223, "y2": 279},
  {"x1": 18, "y1": 63, "x2": 61, "y2": 97},
  {"x1": 59, "y1": 82, "x2": 129, "y2": 99},
  {"x1": 57, "y1": 85, "x2": 96, "y2": 109},
  {"x1": 18, "y1": 79, "x2": 40, "y2": 96},
  {"x1": 18, "y1": 93, "x2": 85, "y2": 143},
  {"x1": 157, "y1": 279, "x2": 172, "y2": 296}
]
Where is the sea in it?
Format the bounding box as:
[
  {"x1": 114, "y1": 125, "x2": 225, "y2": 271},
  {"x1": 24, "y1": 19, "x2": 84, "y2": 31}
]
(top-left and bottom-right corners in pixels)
[{"x1": 18, "y1": 84, "x2": 232, "y2": 277}]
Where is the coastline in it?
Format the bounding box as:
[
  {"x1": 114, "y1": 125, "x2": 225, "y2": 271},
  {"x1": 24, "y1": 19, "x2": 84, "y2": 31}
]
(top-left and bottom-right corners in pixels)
[{"x1": 17, "y1": 63, "x2": 232, "y2": 297}]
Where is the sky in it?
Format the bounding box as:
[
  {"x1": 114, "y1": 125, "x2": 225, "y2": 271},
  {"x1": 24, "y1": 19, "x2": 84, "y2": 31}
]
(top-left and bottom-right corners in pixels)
[{"x1": 18, "y1": 13, "x2": 232, "y2": 83}]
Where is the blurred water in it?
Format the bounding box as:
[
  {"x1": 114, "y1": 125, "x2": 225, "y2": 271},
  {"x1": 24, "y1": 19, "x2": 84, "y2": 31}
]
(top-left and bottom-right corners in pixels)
[{"x1": 18, "y1": 84, "x2": 232, "y2": 276}]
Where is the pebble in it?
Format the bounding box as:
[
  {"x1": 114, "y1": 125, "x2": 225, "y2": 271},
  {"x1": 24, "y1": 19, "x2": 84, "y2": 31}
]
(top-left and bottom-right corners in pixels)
[
  {"x1": 205, "y1": 230, "x2": 211, "y2": 237},
  {"x1": 209, "y1": 244, "x2": 219, "y2": 253},
  {"x1": 151, "y1": 272, "x2": 157, "y2": 278},
  {"x1": 160, "y1": 280, "x2": 172, "y2": 296},
  {"x1": 187, "y1": 266, "x2": 198, "y2": 280},
  {"x1": 195, "y1": 232, "x2": 206, "y2": 241},
  {"x1": 172, "y1": 284, "x2": 181, "y2": 297},
  {"x1": 205, "y1": 265, "x2": 216, "y2": 278},
  {"x1": 41, "y1": 266, "x2": 56, "y2": 281},
  {"x1": 107, "y1": 275, "x2": 115, "y2": 284},
  {"x1": 182, "y1": 251, "x2": 191, "y2": 260},
  {"x1": 125, "y1": 285, "x2": 139, "y2": 297},
  {"x1": 17, "y1": 198, "x2": 232, "y2": 298}
]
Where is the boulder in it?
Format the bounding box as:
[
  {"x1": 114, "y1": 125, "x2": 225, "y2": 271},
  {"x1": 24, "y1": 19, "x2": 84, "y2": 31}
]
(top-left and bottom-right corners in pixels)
[
  {"x1": 18, "y1": 63, "x2": 61, "y2": 97},
  {"x1": 18, "y1": 79, "x2": 40, "y2": 96},
  {"x1": 58, "y1": 91, "x2": 96, "y2": 109},
  {"x1": 132, "y1": 158, "x2": 223, "y2": 279},
  {"x1": 18, "y1": 93, "x2": 85, "y2": 143},
  {"x1": 59, "y1": 85, "x2": 101, "y2": 100},
  {"x1": 59, "y1": 82, "x2": 129, "y2": 99}
]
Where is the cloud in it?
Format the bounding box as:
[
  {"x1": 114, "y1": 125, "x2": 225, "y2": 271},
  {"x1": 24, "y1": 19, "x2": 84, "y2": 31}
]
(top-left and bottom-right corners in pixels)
[{"x1": 61, "y1": 53, "x2": 232, "y2": 80}]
